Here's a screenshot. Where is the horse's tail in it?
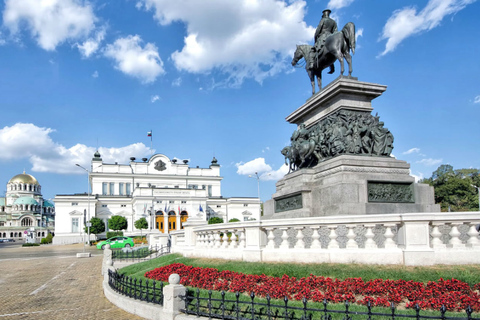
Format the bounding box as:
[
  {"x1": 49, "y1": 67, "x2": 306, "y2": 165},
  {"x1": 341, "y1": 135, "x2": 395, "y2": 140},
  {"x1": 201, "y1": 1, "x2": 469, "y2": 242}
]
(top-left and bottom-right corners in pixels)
[{"x1": 342, "y1": 22, "x2": 356, "y2": 55}]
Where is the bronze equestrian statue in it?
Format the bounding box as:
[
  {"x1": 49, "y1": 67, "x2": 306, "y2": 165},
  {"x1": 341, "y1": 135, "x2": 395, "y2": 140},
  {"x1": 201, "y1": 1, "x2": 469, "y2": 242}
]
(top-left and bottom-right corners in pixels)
[{"x1": 292, "y1": 9, "x2": 356, "y2": 95}]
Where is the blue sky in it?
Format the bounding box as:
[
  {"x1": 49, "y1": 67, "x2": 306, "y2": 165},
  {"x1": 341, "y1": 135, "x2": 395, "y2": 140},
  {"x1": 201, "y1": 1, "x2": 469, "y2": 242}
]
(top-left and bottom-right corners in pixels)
[{"x1": 0, "y1": 0, "x2": 479, "y2": 202}]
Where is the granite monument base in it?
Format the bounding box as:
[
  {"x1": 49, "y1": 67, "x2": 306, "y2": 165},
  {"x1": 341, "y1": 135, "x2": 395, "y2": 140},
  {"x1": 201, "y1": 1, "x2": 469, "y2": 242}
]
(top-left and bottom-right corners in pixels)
[{"x1": 263, "y1": 155, "x2": 439, "y2": 219}]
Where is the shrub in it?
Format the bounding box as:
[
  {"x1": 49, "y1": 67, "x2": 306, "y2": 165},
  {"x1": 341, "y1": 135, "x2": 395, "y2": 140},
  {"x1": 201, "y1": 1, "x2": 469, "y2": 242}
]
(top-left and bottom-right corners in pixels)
[
  {"x1": 22, "y1": 243, "x2": 40, "y2": 247},
  {"x1": 208, "y1": 217, "x2": 224, "y2": 224},
  {"x1": 106, "y1": 231, "x2": 124, "y2": 239},
  {"x1": 228, "y1": 218, "x2": 240, "y2": 223}
]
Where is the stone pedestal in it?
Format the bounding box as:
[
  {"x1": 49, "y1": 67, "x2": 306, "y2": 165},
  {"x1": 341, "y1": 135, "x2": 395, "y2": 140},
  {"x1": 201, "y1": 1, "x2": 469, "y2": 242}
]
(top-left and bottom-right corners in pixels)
[{"x1": 264, "y1": 77, "x2": 439, "y2": 219}]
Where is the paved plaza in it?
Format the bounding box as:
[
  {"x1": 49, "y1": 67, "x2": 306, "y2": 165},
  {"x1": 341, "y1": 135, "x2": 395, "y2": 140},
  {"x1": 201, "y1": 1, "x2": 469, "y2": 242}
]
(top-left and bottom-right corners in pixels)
[{"x1": 0, "y1": 243, "x2": 143, "y2": 320}]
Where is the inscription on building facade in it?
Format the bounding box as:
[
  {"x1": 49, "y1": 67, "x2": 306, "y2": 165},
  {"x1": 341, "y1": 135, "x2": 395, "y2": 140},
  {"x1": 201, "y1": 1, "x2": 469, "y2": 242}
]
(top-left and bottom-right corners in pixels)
[
  {"x1": 368, "y1": 182, "x2": 414, "y2": 203},
  {"x1": 275, "y1": 194, "x2": 303, "y2": 213}
]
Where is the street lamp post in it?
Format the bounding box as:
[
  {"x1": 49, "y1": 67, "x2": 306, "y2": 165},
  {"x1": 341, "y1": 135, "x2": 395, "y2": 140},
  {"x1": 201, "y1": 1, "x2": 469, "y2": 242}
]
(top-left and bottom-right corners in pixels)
[
  {"x1": 76, "y1": 164, "x2": 91, "y2": 249},
  {"x1": 249, "y1": 172, "x2": 262, "y2": 218}
]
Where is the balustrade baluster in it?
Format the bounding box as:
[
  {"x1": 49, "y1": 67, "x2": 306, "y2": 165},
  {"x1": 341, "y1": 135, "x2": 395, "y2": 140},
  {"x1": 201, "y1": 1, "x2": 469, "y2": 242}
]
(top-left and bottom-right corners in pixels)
[
  {"x1": 310, "y1": 226, "x2": 321, "y2": 249},
  {"x1": 448, "y1": 222, "x2": 465, "y2": 248},
  {"x1": 214, "y1": 231, "x2": 222, "y2": 248},
  {"x1": 346, "y1": 225, "x2": 358, "y2": 249},
  {"x1": 238, "y1": 229, "x2": 246, "y2": 248},
  {"x1": 222, "y1": 229, "x2": 230, "y2": 248},
  {"x1": 230, "y1": 229, "x2": 238, "y2": 248},
  {"x1": 431, "y1": 223, "x2": 445, "y2": 248},
  {"x1": 467, "y1": 222, "x2": 480, "y2": 247},
  {"x1": 327, "y1": 226, "x2": 339, "y2": 249},
  {"x1": 383, "y1": 223, "x2": 397, "y2": 249},
  {"x1": 364, "y1": 224, "x2": 378, "y2": 249},
  {"x1": 279, "y1": 227, "x2": 289, "y2": 249},
  {"x1": 294, "y1": 227, "x2": 305, "y2": 249},
  {"x1": 208, "y1": 231, "x2": 215, "y2": 248},
  {"x1": 265, "y1": 227, "x2": 275, "y2": 249}
]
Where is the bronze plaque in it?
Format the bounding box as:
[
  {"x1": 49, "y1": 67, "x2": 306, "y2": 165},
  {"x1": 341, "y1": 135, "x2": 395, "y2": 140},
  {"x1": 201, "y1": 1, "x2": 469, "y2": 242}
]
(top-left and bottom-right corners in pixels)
[
  {"x1": 275, "y1": 194, "x2": 303, "y2": 213},
  {"x1": 368, "y1": 182, "x2": 414, "y2": 203}
]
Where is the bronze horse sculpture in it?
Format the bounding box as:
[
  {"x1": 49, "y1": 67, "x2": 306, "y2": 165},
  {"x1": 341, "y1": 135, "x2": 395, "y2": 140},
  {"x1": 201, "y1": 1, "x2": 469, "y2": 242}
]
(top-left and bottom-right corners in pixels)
[{"x1": 292, "y1": 22, "x2": 355, "y2": 95}]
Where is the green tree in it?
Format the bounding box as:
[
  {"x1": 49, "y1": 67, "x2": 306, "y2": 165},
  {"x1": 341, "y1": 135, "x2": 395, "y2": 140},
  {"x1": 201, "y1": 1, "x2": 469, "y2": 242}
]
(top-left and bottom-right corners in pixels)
[
  {"x1": 208, "y1": 217, "x2": 224, "y2": 224},
  {"x1": 84, "y1": 217, "x2": 105, "y2": 234},
  {"x1": 134, "y1": 217, "x2": 149, "y2": 237},
  {"x1": 108, "y1": 215, "x2": 128, "y2": 231},
  {"x1": 421, "y1": 165, "x2": 479, "y2": 212}
]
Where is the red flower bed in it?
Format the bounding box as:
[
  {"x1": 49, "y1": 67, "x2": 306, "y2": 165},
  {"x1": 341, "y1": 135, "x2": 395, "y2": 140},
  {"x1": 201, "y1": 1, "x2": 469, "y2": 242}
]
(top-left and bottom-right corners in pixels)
[{"x1": 145, "y1": 263, "x2": 480, "y2": 311}]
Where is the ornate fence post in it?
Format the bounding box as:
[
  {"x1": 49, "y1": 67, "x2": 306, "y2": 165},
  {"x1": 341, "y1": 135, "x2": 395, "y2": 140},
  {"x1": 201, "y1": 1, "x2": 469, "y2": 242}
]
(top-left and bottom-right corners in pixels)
[{"x1": 163, "y1": 273, "x2": 186, "y2": 319}]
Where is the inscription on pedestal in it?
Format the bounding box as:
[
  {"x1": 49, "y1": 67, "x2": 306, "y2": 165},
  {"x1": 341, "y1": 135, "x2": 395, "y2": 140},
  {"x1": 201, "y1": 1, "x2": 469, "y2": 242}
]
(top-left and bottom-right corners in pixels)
[
  {"x1": 368, "y1": 182, "x2": 414, "y2": 203},
  {"x1": 275, "y1": 194, "x2": 302, "y2": 213}
]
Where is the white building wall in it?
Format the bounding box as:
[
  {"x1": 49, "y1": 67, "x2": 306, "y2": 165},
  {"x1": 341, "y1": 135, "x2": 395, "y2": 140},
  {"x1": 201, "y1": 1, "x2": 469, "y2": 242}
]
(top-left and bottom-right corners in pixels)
[{"x1": 54, "y1": 153, "x2": 259, "y2": 244}]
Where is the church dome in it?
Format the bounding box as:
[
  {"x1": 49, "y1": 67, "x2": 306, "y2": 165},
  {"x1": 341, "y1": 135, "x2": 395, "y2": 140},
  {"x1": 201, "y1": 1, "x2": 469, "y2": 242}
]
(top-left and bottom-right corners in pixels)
[
  {"x1": 14, "y1": 197, "x2": 39, "y2": 205},
  {"x1": 43, "y1": 200, "x2": 55, "y2": 207},
  {"x1": 8, "y1": 173, "x2": 39, "y2": 185}
]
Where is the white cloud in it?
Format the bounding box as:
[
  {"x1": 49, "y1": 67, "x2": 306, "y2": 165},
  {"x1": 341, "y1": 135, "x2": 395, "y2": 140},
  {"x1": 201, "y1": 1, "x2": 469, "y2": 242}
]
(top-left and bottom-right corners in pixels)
[
  {"x1": 3, "y1": 0, "x2": 97, "y2": 51},
  {"x1": 403, "y1": 147, "x2": 421, "y2": 155},
  {"x1": 236, "y1": 157, "x2": 287, "y2": 181},
  {"x1": 236, "y1": 158, "x2": 272, "y2": 175},
  {"x1": 0, "y1": 123, "x2": 151, "y2": 174},
  {"x1": 151, "y1": 95, "x2": 160, "y2": 103},
  {"x1": 416, "y1": 158, "x2": 443, "y2": 166},
  {"x1": 474, "y1": 95, "x2": 480, "y2": 104},
  {"x1": 379, "y1": 0, "x2": 476, "y2": 56},
  {"x1": 137, "y1": 0, "x2": 314, "y2": 86},
  {"x1": 92, "y1": 70, "x2": 99, "y2": 78},
  {"x1": 410, "y1": 170, "x2": 424, "y2": 182},
  {"x1": 355, "y1": 28, "x2": 363, "y2": 42},
  {"x1": 77, "y1": 28, "x2": 106, "y2": 58},
  {"x1": 104, "y1": 35, "x2": 165, "y2": 83},
  {"x1": 172, "y1": 77, "x2": 182, "y2": 87},
  {"x1": 327, "y1": 0, "x2": 355, "y2": 10}
]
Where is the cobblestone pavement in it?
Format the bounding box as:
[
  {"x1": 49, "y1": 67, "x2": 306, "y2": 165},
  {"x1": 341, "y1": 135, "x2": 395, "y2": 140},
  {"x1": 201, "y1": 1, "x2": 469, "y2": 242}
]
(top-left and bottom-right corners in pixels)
[{"x1": 0, "y1": 244, "x2": 144, "y2": 320}]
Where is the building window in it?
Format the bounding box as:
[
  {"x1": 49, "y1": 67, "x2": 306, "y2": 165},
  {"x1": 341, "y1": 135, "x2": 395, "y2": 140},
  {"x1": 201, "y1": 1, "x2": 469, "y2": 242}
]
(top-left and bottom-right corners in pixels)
[
  {"x1": 109, "y1": 182, "x2": 114, "y2": 196},
  {"x1": 243, "y1": 204, "x2": 248, "y2": 207},
  {"x1": 169, "y1": 200, "x2": 175, "y2": 204},
  {"x1": 0, "y1": 222, "x2": 4, "y2": 226},
  {"x1": 102, "y1": 183, "x2": 107, "y2": 195},
  {"x1": 208, "y1": 185, "x2": 212, "y2": 197},
  {"x1": 244, "y1": 217, "x2": 249, "y2": 221},
  {"x1": 21, "y1": 218, "x2": 33, "y2": 227},
  {"x1": 217, "y1": 205, "x2": 221, "y2": 208},
  {"x1": 102, "y1": 204, "x2": 108, "y2": 208},
  {"x1": 72, "y1": 218, "x2": 79, "y2": 233},
  {"x1": 121, "y1": 204, "x2": 126, "y2": 207},
  {"x1": 181, "y1": 201, "x2": 187, "y2": 204},
  {"x1": 174, "y1": 185, "x2": 179, "y2": 188},
  {"x1": 156, "y1": 200, "x2": 162, "y2": 203},
  {"x1": 119, "y1": 183, "x2": 124, "y2": 195},
  {"x1": 126, "y1": 183, "x2": 131, "y2": 195},
  {"x1": 71, "y1": 202, "x2": 78, "y2": 206}
]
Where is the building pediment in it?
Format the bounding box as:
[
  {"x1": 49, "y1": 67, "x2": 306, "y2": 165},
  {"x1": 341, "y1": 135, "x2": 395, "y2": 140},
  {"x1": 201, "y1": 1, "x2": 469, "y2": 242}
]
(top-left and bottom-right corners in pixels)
[
  {"x1": 69, "y1": 210, "x2": 84, "y2": 216},
  {"x1": 242, "y1": 210, "x2": 252, "y2": 216}
]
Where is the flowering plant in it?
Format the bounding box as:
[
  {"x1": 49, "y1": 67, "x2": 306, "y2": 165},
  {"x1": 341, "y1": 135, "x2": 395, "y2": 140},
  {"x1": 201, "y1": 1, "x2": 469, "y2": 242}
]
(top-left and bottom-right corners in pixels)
[{"x1": 145, "y1": 263, "x2": 480, "y2": 311}]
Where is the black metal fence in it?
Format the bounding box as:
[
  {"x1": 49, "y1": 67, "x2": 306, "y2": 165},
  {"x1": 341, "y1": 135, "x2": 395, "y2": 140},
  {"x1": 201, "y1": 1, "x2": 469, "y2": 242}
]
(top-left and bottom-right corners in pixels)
[
  {"x1": 108, "y1": 269, "x2": 164, "y2": 305},
  {"x1": 111, "y1": 244, "x2": 170, "y2": 262},
  {"x1": 181, "y1": 289, "x2": 480, "y2": 320}
]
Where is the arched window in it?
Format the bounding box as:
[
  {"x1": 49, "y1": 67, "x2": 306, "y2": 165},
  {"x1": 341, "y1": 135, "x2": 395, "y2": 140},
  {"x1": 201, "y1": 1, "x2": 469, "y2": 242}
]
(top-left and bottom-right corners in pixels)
[{"x1": 21, "y1": 218, "x2": 33, "y2": 227}]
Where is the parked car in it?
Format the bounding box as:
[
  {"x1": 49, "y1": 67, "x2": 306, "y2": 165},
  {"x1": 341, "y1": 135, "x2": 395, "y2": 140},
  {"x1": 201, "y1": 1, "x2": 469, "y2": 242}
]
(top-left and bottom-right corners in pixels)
[
  {"x1": 2, "y1": 239, "x2": 15, "y2": 242},
  {"x1": 96, "y1": 236, "x2": 134, "y2": 250}
]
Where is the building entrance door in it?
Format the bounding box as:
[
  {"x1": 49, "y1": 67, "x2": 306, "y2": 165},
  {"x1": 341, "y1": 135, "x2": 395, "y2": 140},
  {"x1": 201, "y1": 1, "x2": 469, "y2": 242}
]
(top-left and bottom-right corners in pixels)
[
  {"x1": 168, "y1": 211, "x2": 176, "y2": 232},
  {"x1": 180, "y1": 211, "x2": 188, "y2": 229},
  {"x1": 155, "y1": 213, "x2": 164, "y2": 233}
]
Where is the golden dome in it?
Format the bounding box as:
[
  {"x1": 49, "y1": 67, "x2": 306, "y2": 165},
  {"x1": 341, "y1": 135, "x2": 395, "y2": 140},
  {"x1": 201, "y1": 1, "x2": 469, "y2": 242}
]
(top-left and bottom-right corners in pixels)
[{"x1": 8, "y1": 173, "x2": 39, "y2": 185}]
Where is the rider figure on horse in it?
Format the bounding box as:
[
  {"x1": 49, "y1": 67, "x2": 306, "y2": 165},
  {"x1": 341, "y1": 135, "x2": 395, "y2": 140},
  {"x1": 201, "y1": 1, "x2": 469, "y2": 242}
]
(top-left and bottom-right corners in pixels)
[{"x1": 309, "y1": 9, "x2": 337, "y2": 73}]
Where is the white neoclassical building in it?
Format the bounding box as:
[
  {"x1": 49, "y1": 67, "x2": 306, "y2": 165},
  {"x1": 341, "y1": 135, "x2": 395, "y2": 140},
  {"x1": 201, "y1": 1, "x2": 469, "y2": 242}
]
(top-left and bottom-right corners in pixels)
[
  {"x1": 0, "y1": 172, "x2": 55, "y2": 241},
  {"x1": 53, "y1": 152, "x2": 261, "y2": 244}
]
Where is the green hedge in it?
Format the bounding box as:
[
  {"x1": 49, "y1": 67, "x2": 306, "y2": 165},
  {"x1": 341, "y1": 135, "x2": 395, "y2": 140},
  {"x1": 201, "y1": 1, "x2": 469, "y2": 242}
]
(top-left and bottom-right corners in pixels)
[
  {"x1": 22, "y1": 243, "x2": 40, "y2": 247},
  {"x1": 106, "y1": 231, "x2": 124, "y2": 238}
]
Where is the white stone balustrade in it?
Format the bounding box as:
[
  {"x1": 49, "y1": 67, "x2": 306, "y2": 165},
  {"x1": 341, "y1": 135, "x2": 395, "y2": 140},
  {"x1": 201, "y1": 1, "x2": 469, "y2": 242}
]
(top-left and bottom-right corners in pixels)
[{"x1": 169, "y1": 212, "x2": 480, "y2": 266}]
